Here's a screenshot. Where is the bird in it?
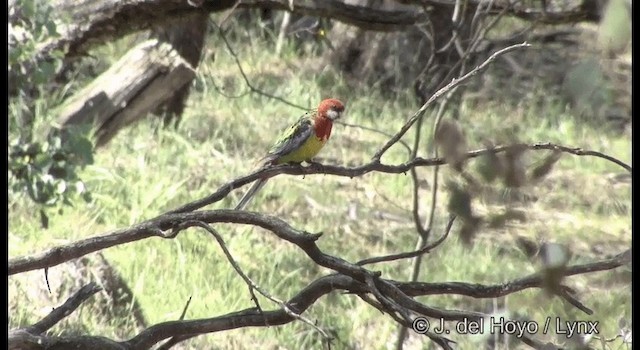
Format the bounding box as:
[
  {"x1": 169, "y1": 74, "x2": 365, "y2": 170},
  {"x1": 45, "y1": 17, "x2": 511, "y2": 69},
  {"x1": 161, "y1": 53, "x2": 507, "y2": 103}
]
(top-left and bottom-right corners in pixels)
[{"x1": 235, "y1": 98, "x2": 346, "y2": 210}]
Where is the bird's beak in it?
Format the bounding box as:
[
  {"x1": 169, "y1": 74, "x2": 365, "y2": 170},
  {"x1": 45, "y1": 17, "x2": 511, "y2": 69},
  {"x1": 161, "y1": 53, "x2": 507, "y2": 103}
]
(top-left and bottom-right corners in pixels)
[{"x1": 327, "y1": 109, "x2": 342, "y2": 121}]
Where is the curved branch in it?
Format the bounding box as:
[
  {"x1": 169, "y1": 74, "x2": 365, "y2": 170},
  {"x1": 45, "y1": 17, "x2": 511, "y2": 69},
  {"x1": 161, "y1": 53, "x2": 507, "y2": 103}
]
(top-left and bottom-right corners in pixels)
[
  {"x1": 399, "y1": 0, "x2": 601, "y2": 24},
  {"x1": 397, "y1": 249, "x2": 630, "y2": 298},
  {"x1": 9, "y1": 141, "x2": 630, "y2": 276},
  {"x1": 9, "y1": 283, "x2": 106, "y2": 350},
  {"x1": 168, "y1": 141, "x2": 631, "y2": 214},
  {"x1": 357, "y1": 215, "x2": 456, "y2": 266},
  {"x1": 25, "y1": 283, "x2": 103, "y2": 335},
  {"x1": 40, "y1": 0, "x2": 425, "y2": 63},
  {"x1": 124, "y1": 274, "x2": 357, "y2": 349},
  {"x1": 9, "y1": 245, "x2": 627, "y2": 349},
  {"x1": 9, "y1": 210, "x2": 315, "y2": 275},
  {"x1": 39, "y1": 0, "x2": 602, "y2": 62},
  {"x1": 373, "y1": 43, "x2": 531, "y2": 160}
]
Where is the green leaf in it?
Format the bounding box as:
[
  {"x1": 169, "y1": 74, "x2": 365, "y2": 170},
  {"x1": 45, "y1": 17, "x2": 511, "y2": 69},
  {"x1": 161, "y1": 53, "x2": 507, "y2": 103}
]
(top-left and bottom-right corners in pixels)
[
  {"x1": 476, "y1": 150, "x2": 502, "y2": 183},
  {"x1": 45, "y1": 19, "x2": 58, "y2": 37},
  {"x1": 69, "y1": 136, "x2": 95, "y2": 165},
  {"x1": 447, "y1": 181, "x2": 473, "y2": 220},
  {"x1": 39, "y1": 209, "x2": 49, "y2": 229},
  {"x1": 530, "y1": 150, "x2": 562, "y2": 182}
]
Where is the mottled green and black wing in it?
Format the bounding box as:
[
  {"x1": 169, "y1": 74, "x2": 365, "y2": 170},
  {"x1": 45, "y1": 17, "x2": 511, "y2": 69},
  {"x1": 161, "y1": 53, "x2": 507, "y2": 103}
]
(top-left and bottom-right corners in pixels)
[{"x1": 262, "y1": 114, "x2": 313, "y2": 164}]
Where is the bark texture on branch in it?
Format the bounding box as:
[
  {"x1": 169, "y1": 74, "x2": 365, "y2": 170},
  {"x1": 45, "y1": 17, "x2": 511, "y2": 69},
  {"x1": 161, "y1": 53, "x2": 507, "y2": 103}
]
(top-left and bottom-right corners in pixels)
[
  {"x1": 38, "y1": 0, "x2": 602, "y2": 65},
  {"x1": 56, "y1": 39, "x2": 196, "y2": 147},
  {"x1": 38, "y1": 0, "x2": 424, "y2": 67}
]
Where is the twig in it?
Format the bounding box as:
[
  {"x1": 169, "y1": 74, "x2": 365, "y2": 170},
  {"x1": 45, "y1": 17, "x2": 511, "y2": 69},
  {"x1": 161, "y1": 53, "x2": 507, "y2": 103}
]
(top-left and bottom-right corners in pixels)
[
  {"x1": 25, "y1": 282, "x2": 103, "y2": 334},
  {"x1": 558, "y1": 288, "x2": 593, "y2": 315},
  {"x1": 336, "y1": 120, "x2": 412, "y2": 156},
  {"x1": 373, "y1": 42, "x2": 531, "y2": 160},
  {"x1": 183, "y1": 220, "x2": 332, "y2": 342},
  {"x1": 179, "y1": 296, "x2": 192, "y2": 321},
  {"x1": 164, "y1": 141, "x2": 630, "y2": 215},
  {"x1": 529, "y1": 143, "x2": 632, "y2": 173},
  {"x1": 408, "y1": 113, "x2": 429, "y2": 239},
  {"x1": 156, "y1": 296, "x2": 195, "y2": 350},
  {"x1": 365, "y1": 273, "x2": 412, "y2": 324},
  {"x1": 357, "y1": 215, "x2": 455, "y2": 266},
  {"x1": 211, "y1": 19, "x2": 309, "y2": 111}
]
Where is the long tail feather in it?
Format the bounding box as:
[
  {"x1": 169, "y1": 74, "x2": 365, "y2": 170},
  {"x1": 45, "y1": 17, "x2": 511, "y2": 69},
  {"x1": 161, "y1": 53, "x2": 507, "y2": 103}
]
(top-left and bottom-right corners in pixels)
[{"x1": 235, "y1": 178, "x2": 268, "y2": 210}]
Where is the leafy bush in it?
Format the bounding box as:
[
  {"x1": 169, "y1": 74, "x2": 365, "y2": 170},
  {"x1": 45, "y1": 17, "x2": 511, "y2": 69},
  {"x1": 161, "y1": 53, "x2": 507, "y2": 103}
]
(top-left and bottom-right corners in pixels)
[{"x1": 9, "y1": 0, "x2": 94, "y2": 227}]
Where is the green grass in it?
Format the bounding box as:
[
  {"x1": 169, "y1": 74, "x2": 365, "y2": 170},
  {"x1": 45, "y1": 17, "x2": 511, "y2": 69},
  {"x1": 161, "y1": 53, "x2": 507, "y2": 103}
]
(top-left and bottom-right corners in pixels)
[{"x1": 8, "y1": 22, "x2": 631, "y2": 350}]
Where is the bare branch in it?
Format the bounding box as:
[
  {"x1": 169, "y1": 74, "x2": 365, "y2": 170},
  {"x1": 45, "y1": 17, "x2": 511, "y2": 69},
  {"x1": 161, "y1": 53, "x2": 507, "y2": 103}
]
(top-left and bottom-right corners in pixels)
[
  {"x1": 212, "y1": 20, "x2": 310, "y2": 111},
  {"x1": 336, "y1": 120, "x2": 413, "y2": 156},
  {"x1": 10, "y1": 247, "x2": 626, "y2": 349},
  {"x1": 130, "y1": 249, "x2": 627, "y2": 348},
  {"x1": 125, "y1": 274, "x2": 358, "y2": 349},
  {"x1": 395, "y1": 0, "x2": 601, "y2": 23},
  {"x1": 397, "y1": 249, "x2": 630, "y2": 298},
  {"x1": 167, "y1": 141, "x2": 631, "y2": 214},
  {"x1": 39, "y1": 0, "x2": 426, "y2": 64},
  {"x1": 558, "y1": 288, "x2": 593, "y2": 315},
  {"x1": 357, "y1": 215, "x2": 455, "y2": 266},
  {"x1": 8, "y1": 142, "x2": 630, "y2": 276},
  {"x1": 185, "y1": 220, "x2": 332, "y2": 342},
  {"x1": 25, "y1": 283, "x2": 103, "y2": 335},
  {"x1": 373, "y1": 42, "x2": 531, "y2": 160}
]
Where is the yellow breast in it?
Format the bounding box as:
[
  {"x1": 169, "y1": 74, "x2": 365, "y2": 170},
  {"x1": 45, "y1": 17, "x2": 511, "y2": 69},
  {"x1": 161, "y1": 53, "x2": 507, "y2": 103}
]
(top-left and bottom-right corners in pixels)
[{"x1": 275, "y1": 135, "x2": 327, "y2": 164}]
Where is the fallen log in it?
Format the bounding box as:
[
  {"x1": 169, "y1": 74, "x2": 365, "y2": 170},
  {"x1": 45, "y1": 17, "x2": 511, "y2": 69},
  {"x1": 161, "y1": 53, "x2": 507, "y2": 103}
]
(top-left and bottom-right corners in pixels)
[{"x1": 56, "y1": 39, "x2": 196, "y2": 147}]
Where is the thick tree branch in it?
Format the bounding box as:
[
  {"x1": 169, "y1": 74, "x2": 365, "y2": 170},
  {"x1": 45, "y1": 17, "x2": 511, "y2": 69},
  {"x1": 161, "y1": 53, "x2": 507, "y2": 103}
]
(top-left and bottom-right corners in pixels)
[
  {"x1": 9, "y1": 283, "x2": 105, "y2": 350},
  {"x1": 25, "y1": 283, "x2": 103, "y2": 335},
  {"x1": 8, "y1": 141, "x2": 630, "y2": 276},
  {"x1": 10, "y1": 248, "x2": 625, "y2": 348},
  {"x1": 124, "y1": 274, "x2": 358, "y2": 349},
  {"x1": 38, "y1": 0, "x2": 425, "y2": 64},
  {"x1": 398, "y1": 0, "x2": 602, "y2": 24},
  {"x1": 397, "y1": 249, "x2": 630, "y2": 298},
  {"x1": 9, "y1": 230, "x2": 627, "y2": 349},
  {"x1": 167, "y1": 141, "x2": 631, "y2": 214},
  {"x1": 26, "y1": 0, "x2": 602, "y2": 90}
]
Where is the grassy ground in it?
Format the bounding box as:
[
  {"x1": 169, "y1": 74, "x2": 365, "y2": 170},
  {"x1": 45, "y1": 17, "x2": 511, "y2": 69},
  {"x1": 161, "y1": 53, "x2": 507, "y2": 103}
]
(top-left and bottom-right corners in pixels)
[{"x1": 8, "y1": 20, "x2": 631, "y2": 350}]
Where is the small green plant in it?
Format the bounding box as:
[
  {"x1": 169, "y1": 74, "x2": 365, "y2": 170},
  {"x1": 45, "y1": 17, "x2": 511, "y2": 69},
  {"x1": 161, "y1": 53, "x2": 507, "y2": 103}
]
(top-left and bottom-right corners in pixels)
[
  {"x1": 9, "y1": 0, "x2": 95, "y2": 227},
  {"x1": 9, "y1": 128, "x2": 94, "y2": 228},
  {"x1": 9, "y1": 0, "x2": 64, "y2": 96}
]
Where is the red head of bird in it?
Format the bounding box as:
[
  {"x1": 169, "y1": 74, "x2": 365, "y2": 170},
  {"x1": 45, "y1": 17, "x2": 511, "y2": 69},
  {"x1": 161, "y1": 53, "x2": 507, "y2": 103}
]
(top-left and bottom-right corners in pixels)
[{"x1": 313, "y1": 98, "x2": 345, "y2": 141}]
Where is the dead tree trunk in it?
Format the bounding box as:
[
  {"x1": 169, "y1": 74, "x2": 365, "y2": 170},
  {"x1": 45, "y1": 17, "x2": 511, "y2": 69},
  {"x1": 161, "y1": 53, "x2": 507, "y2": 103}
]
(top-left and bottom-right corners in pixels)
[{"x1": 56, "y1": 40, "x2": 196, "y2": 147}]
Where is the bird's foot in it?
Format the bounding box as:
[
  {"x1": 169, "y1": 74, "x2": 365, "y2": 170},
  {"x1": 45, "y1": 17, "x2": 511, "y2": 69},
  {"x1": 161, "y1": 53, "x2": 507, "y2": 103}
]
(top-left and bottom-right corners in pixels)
[
  {"x1": 305, "y1": 159, "x2": 324, "y2": 169},
  {"x1": 305, "y1": 160, "x2": 326, "y2": 174}
]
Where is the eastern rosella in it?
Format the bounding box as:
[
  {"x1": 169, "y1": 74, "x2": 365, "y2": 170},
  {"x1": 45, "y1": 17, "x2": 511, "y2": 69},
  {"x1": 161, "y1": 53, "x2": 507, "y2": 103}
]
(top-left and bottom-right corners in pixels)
[{"x1": 235, "y1": 98, "x2": 346, "y2": 210}]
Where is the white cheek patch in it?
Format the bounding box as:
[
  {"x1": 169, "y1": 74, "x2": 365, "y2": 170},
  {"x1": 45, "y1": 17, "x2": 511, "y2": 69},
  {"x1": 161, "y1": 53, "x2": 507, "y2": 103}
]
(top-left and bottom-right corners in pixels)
[{"x1": 327, "y1": 109, "x2": 341, "y2": 120}]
